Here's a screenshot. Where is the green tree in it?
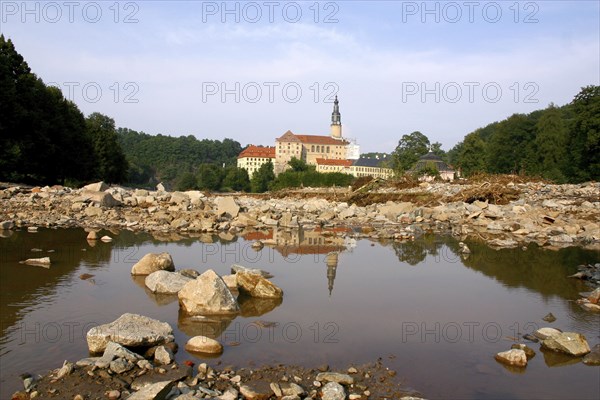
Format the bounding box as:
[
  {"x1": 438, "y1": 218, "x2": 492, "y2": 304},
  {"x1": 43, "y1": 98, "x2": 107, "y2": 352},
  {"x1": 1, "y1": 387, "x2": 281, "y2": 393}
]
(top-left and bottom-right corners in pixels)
[
  {"x1": 0, "y1": 35, "x2": 96, "y2": 184},
  {"x1": 392, "y1": 131, "x2": 430, "y2": 173},
  {"x1": 567, "y1": 85, "x2": 600, "y2": 182},
  {"x1": 288, "y1": 157, "x2": 310, "y2": 172},
  {"x1": 176, "y1": 172, "x2": 198, "y2": 191},
  {"x1": 458, "y1": 132, "x2": 488, "y2": 176},
  {"x1": 486, "y1": 114, "x2": 536, "y2": 174},
  {"x1": 222, "y1": 167, "x2": 250, "y2": 191},
  {"x1": 86, "y1": 113, "x2": 129, "y2": 183},
  {"x1": 196, "y1": 164, "x2": 222, "y2": 191},
  {"x1": 250, "y1": 160, "x2": 275, "y2": 192},
  {"x1": 534, "y1": 104, "x2": 567, "y2": 182}
]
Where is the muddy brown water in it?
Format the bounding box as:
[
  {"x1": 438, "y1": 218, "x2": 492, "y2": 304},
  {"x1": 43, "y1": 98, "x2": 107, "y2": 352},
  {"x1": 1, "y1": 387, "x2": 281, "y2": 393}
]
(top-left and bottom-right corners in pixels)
[{"x1": 0, "y1": 228, "x2": 599, "y2": 399}]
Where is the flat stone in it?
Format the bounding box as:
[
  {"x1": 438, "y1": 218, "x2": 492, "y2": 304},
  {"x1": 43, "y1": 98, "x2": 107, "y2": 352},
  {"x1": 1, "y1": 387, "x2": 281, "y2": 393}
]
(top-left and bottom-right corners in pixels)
[
  {"x1": 239, "y1": 381, "x2": 273, "y2": 400},
  {"x1": 103, "y1": 341, "x2": 144, "y2": 363},
  {"x1": 534, "y1": 327, "x2": 562, "y2": 340},
  {"x1": 588, "y1": 287, "x2": 600, "y2": 304},
  {"x1": 86, "y1": 313, "x2": 174, "y2": 353},
  {"x1": 145, "y1": 270, "x2": 192, "y2": 294},
  {"x1": 110, "y1": 358, "x2": 134, "y2": 374},
  {"x1": 541, "y1": 332, "x2": 591, "y2": 356},
  {"x1": 185, "y1": 336, "x2": 223, "y2": 354},
  {"x1": 83, "y1": 181, "x2": 109, "y2": 192},
  {"x1": 128, "y1": 381, "x2": 174, "y2": 400},
  {"x1": 131, "y1": 253, "x2": 175, "y2": 275},
  {"x1": 21, "y1": 257, "x2": 51, "y2": 267},
  {"x1": 231, "y1": 264, "x2": 273, "y2": 278},
  {"x1": 216, "y1": 197, "x2": 240, "y2": 218},
  {"x1": 315, "y1": 372, "x2": 354, "y2": 385}
]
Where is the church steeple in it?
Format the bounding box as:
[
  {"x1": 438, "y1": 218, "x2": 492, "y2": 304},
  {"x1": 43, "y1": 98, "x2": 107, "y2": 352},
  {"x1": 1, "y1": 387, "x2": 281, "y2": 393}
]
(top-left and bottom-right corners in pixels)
[{"x1": 330, "y1": 96, "x2": 342, "y2": 138}]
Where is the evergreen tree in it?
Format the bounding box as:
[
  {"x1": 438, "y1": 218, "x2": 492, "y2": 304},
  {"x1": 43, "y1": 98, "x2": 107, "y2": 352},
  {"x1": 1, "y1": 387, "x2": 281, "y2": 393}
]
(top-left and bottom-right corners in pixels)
[
  {"x1": 534, "y1": 104, "x2": 567, "y2": 182},
  {"x1": 86, "y1": 113, "x2": 129, "y2": 183}
]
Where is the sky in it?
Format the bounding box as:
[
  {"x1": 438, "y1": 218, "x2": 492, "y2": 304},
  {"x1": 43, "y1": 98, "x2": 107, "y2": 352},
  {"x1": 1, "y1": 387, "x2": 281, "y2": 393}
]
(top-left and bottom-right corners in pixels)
[{"x1": 1, "y1": 0, "x2": 599, "y2": 153}]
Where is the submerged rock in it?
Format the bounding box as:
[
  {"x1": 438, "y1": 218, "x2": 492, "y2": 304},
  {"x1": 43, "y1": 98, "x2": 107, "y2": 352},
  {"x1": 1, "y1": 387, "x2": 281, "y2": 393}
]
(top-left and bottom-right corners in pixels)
[
  {"x1": 534, "y1": 327, "x2": 562, "y2": 340},
  {"x1": 131, "y1": 252, "x2": 175, "y2": 275},
  {"x1": 20, "y1": 257, "x2": 51, "y2": 267},
  {"x1": 541, "y1": 332, "x2": 591, "y2": 357},
  {"x1": 582, "y1": 344, "x2": 600, "y2": 366},
  {"x1": 495, "y1": 349, "x2": 527, "y2": 367},
  {"x1": 86, "y1": 313, "x2": 174, "y2": 353},
  {"x1": 236, "y1": 271, "x2": 283, "y2": 299},
  {"x1": 185, "y1": 336, "x2": 223, "y2": 354}
]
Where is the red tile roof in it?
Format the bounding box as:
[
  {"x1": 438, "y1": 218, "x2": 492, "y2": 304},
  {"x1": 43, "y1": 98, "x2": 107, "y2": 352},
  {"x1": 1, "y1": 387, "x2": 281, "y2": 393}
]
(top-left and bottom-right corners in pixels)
[
  {"x1": 296, "y1": 135, "x2": 347, "y2": 145},
  {"x1": 276, "y1": 130, "x2": 347, "y2": 145},
  {"x1": 238, "y1": 145, "x2": 276, "y2": 159},
  {"x1": 316, "y1": 158, "x2": 353, "y2": 167}
]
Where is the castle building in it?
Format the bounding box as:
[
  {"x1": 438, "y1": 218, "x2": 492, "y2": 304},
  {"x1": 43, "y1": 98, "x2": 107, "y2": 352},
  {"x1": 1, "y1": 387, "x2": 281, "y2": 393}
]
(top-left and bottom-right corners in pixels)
[
  {"x1": 236, "y1": 145, "x2": 275, "y2": 177},
  {"x1": 239, "y1": 97, "x2": 394, "y2": 179}
]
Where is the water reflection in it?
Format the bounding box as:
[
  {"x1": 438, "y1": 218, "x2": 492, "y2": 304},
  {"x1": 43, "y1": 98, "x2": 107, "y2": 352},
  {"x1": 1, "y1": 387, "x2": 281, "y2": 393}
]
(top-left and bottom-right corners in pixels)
[{"x1": 1, "y1": 227, "x2": 599, "y2": 400}]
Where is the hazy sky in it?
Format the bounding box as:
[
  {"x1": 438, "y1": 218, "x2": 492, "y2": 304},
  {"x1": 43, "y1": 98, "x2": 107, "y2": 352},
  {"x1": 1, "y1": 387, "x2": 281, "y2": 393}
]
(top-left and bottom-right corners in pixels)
[{"x1": 2, "y1": 1, "x2": 599, "y2": 152}]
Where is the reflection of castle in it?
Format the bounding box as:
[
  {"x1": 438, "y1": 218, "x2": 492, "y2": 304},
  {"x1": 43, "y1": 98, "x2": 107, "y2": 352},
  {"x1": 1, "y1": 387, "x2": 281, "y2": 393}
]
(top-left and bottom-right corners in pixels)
[
  {"x1": 242, "y1": 228, "x2": 350, "y2": 295},
  {"x1": 325, "y1": 252, "x2": 339, "y2": 296}
]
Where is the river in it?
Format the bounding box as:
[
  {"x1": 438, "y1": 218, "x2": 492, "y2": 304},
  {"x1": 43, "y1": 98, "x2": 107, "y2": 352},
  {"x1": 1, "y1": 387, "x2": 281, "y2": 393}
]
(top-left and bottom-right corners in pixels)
[{"x1": 0, "y1": 228, "x2": 598, "y2": 399}]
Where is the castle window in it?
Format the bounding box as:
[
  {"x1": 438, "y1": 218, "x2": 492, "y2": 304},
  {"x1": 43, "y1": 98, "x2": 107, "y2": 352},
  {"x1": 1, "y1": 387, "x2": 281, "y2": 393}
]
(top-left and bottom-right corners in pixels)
[
  {"x1": 327, "y1": 146, "x2": 330, "y2": 153},
  {"x1": 311, "y1": 145, "x2": 314, "y2": 152}
]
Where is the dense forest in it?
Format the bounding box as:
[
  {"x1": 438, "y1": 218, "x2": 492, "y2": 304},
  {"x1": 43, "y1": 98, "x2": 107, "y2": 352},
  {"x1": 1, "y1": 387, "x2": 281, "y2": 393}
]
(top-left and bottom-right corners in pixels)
[
  {"x1": 0, "y1": 35, "x2": 127, "y2": 185},
  {"x1": 116, "y1": 128, "x2": 242, "y2": 188},
  {"x1": 446, "y1": 86, "x2": 600, "y2": 183}
]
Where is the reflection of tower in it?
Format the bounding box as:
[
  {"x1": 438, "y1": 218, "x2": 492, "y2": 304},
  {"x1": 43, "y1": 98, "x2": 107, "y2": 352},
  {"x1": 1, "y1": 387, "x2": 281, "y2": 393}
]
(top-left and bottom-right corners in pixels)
[
  {"x1": 330, "y1": 96, "x2": 342, "y2": 139},
  {"x1": 325, "y1": 252, "x2": 339, "y2": 296}
]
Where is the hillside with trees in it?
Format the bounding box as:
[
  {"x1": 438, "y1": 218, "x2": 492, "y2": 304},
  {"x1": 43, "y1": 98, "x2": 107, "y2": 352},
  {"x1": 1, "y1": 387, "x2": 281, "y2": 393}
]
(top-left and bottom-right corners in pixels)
[
  {"x1": 0, "y1": 35, "x2": 128, "y2": 185},
  {"x1": 116, "y1": 128, "x2": 243, "y2": 188},
  {"x1": 448, "y1": 86, "x2": 599, "y2": 183}
]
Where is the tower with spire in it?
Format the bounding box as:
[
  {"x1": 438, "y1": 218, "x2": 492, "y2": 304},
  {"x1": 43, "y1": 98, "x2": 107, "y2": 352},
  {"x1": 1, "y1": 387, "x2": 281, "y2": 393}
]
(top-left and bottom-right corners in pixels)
[{"x1": 330, "y1": 96, "x2": 342, "y2": 139}]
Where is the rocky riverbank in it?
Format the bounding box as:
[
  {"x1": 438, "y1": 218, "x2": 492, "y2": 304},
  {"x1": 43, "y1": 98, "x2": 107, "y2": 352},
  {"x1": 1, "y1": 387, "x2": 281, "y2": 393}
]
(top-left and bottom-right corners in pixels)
[
  {"x1": 12, "y1": 313, "x2": 423, "y2": 400},
  {"x1": 0, "y1": 180, "x2": 598, "y2": 250}
]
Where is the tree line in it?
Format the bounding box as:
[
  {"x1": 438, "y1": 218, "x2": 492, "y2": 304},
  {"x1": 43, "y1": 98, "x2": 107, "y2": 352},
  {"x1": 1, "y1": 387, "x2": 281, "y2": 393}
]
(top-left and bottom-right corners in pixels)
[
  {"x1": 447, "y1": 86, "x2": 599, "y2": 183},
  {"x1": 2, "y1": 35, "x2": 597, "y2": 188},
  {"x1": 0, "y1": 35, "x2": 127, "y2": 185}
]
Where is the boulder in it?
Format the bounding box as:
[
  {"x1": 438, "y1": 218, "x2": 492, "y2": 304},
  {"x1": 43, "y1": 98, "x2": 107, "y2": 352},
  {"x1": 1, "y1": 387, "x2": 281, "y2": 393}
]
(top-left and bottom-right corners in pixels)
[
  {"x1": 131, "y1": 253, "x2": 175, "y2": 275},
  {"x1": 321, "y1": 382, "x2": 346, "y2": 400},
  {"x1": 169, "y1": 191, "x2": 190, "y2": 205},
  {"x1": 185, "y1": 335, "x2": 223, "y2": 354},
  {"x1": 81, "y1": 190, "x2": 121, "y2": 207},
  {"x1": 154, "y1": 345, "x2": 174, "y2": 365},
  {"x1": 145, "y1": 270, "x2": 192, "y2": 294},
  {"x1": 511, "y1": 343, "x2": 536, "y2": 359},
  {"x1": 86, "y1": 313, "x2": 174, "y2": 353},
  {"x1": 582, "y1": 344, "x2": 600, "y2": 366},
  {"x1": 541, "y1": 332, "x2": 591, "y2": 356},
  {"x1": 102, "y1": 341, "x2": 144, "y2": 363},
  {"x1": 237, "y1": 271, "x2": 283, "y2": 299},
  {"x1": 588, "y1": 287, "x2": 600, "y2": 304},
  {"x1": 216, "y1": 197, "x2": 240, "y2": 218},
  {"x1": 178, "y1": 269, "x2": 239, "y2": 315},
  {"x1": 494, "y1": 349, "x2": 527, "y2": 367},
  {"x1": 83, "y1": 181, "x2": 108, "y2": 192}
]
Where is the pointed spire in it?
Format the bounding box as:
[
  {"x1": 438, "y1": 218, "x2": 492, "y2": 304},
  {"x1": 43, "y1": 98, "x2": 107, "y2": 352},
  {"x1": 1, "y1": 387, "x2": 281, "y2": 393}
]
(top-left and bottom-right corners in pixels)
[{"x1": 331, "y1": 95, "x2": 341, "y2": 125}]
